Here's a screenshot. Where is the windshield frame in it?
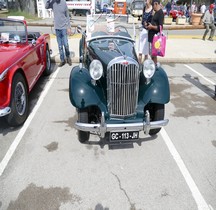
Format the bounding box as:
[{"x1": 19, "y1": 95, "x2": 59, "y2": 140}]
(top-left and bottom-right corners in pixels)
[
  {"x1": 86, "y1": 14, "x2": 136, "y2": 43},
  {"x1": 0, "y1": 18, "x2": 27, "y2": 44}
]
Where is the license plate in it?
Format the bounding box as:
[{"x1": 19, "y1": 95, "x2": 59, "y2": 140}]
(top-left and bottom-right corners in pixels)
[{"x1": 110, "y1": 131, "x2": 139, "y2": 141}]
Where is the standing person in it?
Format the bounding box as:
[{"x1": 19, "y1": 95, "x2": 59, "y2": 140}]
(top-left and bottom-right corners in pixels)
[
  {"x1": 183, "y1": 2, "x2": 187, "y2": 15},
  {"x1": 202, "y1": 4, "x2": 215, "y2": 41},
  {"x1": 190, "y1": 1, "x2": 197, "y2": 14},
  {"x1": 45, "y1": 0, "x2": 72, "y2": 67},
  {"x1": 165, "y1": 0, "x2": 171, "y2": 16},
  {"x1": 138, "y1": 0, "x2": 153, "y2": 63},
  {"x1": 147, "y1": 0, "x2": 164, "y2": 65},
  {"x1": 200, "y1": 2, "x2": 206, "y2": 15}
]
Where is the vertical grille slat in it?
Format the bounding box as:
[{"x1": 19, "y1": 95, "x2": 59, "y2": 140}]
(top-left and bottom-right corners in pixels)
[{"x1": 107, "y1": 58, "x2": 139, "y2": 118}]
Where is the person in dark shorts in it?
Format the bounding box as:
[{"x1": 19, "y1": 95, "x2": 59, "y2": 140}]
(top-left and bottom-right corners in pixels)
[{"x1": 146, "y1": 0, "x2": 164, "y2": 65}]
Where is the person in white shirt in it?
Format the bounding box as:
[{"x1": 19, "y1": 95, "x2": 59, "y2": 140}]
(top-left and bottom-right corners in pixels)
[
  {"x1": 200, "y1": 2, "x2": 206, "y2": 14},
  {"x1": 190, "y1": 2, "x2": 197, "y2": 13}
]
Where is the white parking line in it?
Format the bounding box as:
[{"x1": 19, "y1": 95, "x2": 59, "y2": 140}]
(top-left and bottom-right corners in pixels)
[
  {"x1": 184, "y1": 64, "x2": 216, "y2": 86},
  {"x1": 0, "y1": 67, "x2": 60, "y2": 177},
  {"x1": 160, "y1": 128, "x2": 211, "y2": 210}
]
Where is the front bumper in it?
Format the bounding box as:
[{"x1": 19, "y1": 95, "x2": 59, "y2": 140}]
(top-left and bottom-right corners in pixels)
[
  {"x1": 0, "y1": 107, "x2": 11, "y2": 117},
  {"x1": 74, "y1": 111, "x2": 169, "y2": 138}
]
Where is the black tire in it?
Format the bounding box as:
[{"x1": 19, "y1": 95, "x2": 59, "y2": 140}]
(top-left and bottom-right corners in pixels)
[
  {"x1": 77, "y1": 108, "x2": 90, "y2": 143},
  {"x1": 43, "y1": 46, "x2": 52, "y2": 76},
  {"x1": 148, "y1": 104, "x2": 165, "y2": 136},
  {"x1": 6, "y1": 73, "x2": 28, "y2": 126}
]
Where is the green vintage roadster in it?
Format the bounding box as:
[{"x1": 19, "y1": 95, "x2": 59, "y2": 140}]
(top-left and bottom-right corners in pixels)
[{"x1": 69, "y1": 14, "x2": 170, "y2": 143}]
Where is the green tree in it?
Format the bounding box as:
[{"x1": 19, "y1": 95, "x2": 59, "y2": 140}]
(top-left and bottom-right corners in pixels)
[{"x1": 7, "y1": 0, "x2": 37, "y2": 14}]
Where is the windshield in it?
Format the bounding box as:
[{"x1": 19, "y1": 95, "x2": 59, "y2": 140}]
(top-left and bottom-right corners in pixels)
[
  {"x1": 86, "y1": 14, "x2": 136, "y2": 41},
  {"x1": 0, "y1": 18, "x2": 27, "y2": 44}
]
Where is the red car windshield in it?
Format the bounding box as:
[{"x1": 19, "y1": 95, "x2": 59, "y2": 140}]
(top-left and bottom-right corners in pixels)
[{"x1": 0, "y1": 18, "x2": 27, "y2": 43}]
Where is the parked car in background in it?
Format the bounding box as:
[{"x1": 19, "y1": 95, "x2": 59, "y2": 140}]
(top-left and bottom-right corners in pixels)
[
  {"x1": 113, "y1": 0, "x2": 127, "y2": 14},
  {"x1": 102, "y1": 3, "x2": 114, "y2": 13},
  {"x1": 69, "y1": 14, "x2": 170, "y2": 144},
  {"x1": 0, "y1": 0, "x2": 6, "y2": 9},
  {"x1": 66, "y1": 0, "x2": 91, "y2": 16},
  {"x1": 0, "y1": 2, "x2": 3, "y2": 10},
  {"x1": 164, "y1": 5, "x2": 184, "y2": 20},
  {"x1": 130, "y1": 0, "x2": 144, "y2": 18},
  {"x1": 0, "y1": 18, "x2": 52, "y2": 126}
]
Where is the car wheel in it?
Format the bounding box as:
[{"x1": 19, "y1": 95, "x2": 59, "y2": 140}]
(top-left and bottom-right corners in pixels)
[
  {"x1": 148, "y1": 104, "x2": 164, "y2": 136},
  {"x1": 77, "y1": 108, "x2": 90, "y2": 143},
  {"x1": 6, "y1": 73, "x2": 28, "y2": 126},
  {"x1": 43, "y1": 46, "x2": 52, "y2": 76}
]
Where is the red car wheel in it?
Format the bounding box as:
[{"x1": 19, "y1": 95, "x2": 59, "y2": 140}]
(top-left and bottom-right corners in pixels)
[{"x1": 6, "y1": 73, "x2": 28, "y2": 126}]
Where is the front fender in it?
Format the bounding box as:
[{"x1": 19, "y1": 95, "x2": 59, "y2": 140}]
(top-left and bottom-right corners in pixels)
[
  {"x1": 139, "y1": 67, "x2": 170, "y2": 106},
  {"x1": 69, "y1": 66, "x2": 107, "y2": 113}
]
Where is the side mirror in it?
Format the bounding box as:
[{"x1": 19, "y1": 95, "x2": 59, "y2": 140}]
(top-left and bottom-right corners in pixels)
[{"x1": 31, "y1": 39, "x2": 36, "y2": 46}]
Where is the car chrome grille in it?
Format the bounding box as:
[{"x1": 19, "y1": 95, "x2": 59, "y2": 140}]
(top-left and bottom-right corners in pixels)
[{"x1": 107, "y1": 57, "x2": 139, "y2": 118}]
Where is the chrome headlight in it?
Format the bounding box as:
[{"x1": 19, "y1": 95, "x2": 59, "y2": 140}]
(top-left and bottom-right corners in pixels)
[
  {"x1": 143, "y1": 59, "x2": 155, "y2": 79},
  {"x1": 89, "y1": 60, "x2": 103, "y2": 80}
]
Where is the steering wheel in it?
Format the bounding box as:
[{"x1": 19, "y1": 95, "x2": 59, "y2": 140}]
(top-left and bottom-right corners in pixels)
[{"x1": 114, "y1": 25, "x2": 128, "y2": 33}]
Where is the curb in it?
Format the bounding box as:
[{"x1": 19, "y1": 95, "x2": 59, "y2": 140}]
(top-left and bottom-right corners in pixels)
[
  {"x1": 158, "y1": 57, "x2": 216, "y2": 64},
  {"x1": 27, "y1": 21, "x2": 205, "y2": 31},
  {"x1": 51, "y1": 55, "x2": 79, "y2": 64}
]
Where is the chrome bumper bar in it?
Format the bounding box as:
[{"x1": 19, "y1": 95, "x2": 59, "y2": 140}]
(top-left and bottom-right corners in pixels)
[
  {"x1": 74, "y1": 111, "x2": 169, "y2": 138},
  {"x1": 0, "y1": 107, "x2": 11, "y2": 117}
]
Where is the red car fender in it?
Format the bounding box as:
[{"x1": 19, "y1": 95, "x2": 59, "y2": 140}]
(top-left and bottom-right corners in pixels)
[{"x1": 0, "y1": 64, "x2": 28, "y2": 108}]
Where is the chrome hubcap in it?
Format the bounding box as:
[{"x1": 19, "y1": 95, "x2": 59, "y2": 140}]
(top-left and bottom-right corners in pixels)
[{"x1": 15, "y1": 82, "x2": 26, "y2": 115}]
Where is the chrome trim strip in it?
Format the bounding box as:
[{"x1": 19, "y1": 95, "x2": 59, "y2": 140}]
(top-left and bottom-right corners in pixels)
[
  {"x1": 0, "y1": 107, "x2": 11, "y2": 117},
  {"x1": 0, "y1": 68, "x2": 9, "y2": 81},
  {"x1": 87, "y1": 35, "x2": 135, "y2": 43}
]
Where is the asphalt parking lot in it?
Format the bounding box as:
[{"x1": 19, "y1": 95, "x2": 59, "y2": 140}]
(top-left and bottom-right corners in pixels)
[
  {"x1": 1, "y1": 13, "x2": 216, "y2": 210},
  {"x1": 0, "y1": 61, "x2": 216, "y2": 210}
]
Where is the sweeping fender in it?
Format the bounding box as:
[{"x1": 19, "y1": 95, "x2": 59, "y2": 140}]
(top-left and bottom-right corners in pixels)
[{"x1": 69, "y1": 66, "x2": 107, "y2": 113}]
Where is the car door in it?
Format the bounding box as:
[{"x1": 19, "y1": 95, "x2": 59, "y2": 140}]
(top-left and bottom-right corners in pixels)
[{"x1": 22, "y1": 40, "x2": 44, "y2": 90}]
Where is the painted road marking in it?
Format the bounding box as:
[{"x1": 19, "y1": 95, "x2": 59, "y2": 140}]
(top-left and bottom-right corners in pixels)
[
  {"x1": 185, "y1": 64, "x2": 216, "y2": 85},
  {"x1": 161, "y1": 128, "x2": 211, "y2": 210},
  {"x1": 0, "y1": 67, "x2": 61, "y2": 176}
]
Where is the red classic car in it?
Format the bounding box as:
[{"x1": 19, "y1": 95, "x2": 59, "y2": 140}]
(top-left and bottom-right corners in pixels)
[
  {"x1": 0, "y1": 18, "x2": 52, "y2": 126},
  {"x1": 164, "y1": 5, "x2": 184, "y2": 19},
  {"x1": 169, "y1": 6, "x2": 184, "y2": 19}
]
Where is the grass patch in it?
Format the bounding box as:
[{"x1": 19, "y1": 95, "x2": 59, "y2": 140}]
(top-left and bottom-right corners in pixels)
[{"x1": 0, "y1": 10, "x2": 41, "y2": 21}]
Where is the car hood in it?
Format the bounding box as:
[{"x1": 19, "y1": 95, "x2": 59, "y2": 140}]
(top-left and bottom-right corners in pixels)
[{"x1": 0, "y1": 44, "x2": 27, "y2": 73}]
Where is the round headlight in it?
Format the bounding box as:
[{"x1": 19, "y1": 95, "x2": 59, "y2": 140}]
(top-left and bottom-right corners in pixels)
[
  {"x1": 89, "y1": 60, "x2": 103, "y2": 80},
  {"x1": 143, "y1": 59, "x2": 156, "y2": 79}
]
